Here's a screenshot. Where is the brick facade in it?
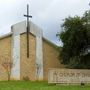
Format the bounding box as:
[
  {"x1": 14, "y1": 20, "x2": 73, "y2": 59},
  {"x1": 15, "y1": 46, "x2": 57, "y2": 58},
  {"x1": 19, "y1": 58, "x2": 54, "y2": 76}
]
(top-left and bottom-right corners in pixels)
[
  {"x1": 0, "y1": 36, "x2": 12, "y2": 80},
  {"x1": 0, "y1": 33, "x2": 64, "y2": 81},
  {"x1": 43, "y1": 39, "x2": 64, "y2": 80},
  {"x1": 20, "y1": 33, "x2": 36, "y2": 81}
]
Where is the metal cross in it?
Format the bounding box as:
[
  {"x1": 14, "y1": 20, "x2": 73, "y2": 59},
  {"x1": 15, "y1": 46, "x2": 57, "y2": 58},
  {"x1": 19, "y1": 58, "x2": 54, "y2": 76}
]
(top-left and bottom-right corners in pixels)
[{"x1": 24, "y1": 4, "x2": 32, "y2": 58}]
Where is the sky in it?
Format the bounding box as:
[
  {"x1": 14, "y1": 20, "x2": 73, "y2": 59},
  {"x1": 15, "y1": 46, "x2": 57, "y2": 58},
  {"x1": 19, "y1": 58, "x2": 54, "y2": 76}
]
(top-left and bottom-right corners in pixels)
[{"x1": 0, "y1": 0, "x2": 90, "y2": 46}]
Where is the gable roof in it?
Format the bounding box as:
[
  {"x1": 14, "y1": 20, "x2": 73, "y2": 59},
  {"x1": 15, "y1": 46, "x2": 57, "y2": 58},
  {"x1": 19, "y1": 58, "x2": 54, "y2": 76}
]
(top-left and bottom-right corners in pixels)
[
  {"x1": 0, "y1": 21, "x2": 58, "y2": 49},
  {"x1": 0, "y1": 32, "x2": 12, "y2": 40},
  {"x1": 43, "y1": 38, "x2": 59, "y2": 50}
]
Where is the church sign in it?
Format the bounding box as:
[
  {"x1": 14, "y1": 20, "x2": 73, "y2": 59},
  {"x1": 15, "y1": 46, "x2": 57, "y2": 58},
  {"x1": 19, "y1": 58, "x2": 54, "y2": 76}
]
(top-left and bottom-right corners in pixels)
[{"x1": 48, "y1": 69, "x2": 90, "y2": 84}]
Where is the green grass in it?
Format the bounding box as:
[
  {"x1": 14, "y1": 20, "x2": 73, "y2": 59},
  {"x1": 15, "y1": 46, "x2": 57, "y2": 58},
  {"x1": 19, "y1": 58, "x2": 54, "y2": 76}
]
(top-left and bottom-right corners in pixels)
[{"x1": 0, "y1": 81, "x2": 89, "y2": 90}]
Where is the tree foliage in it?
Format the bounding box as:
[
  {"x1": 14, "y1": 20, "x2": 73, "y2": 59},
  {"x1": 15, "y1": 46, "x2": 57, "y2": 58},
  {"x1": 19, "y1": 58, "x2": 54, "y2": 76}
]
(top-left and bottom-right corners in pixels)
[{"x1": 57, "y1": 11, "x2": 90, "y2": 69}]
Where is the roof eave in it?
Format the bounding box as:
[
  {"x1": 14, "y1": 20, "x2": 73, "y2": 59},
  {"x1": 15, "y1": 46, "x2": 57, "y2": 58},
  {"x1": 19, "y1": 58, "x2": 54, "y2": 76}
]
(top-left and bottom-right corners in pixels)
[{"x1": 0, "y1": 32, "x2": 12, "y2": 39}]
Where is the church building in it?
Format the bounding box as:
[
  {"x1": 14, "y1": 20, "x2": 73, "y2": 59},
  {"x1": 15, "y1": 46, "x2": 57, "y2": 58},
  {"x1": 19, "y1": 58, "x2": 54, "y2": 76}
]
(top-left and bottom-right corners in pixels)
[{"x1": 0, "y1": 21, "x2": 64, "y2": 81}]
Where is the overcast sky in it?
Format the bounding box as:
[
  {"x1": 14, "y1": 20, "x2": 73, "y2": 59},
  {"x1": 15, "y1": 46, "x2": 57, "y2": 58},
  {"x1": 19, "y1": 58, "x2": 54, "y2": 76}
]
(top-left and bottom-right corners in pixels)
[{"x1": 0, "y1": 0, "x2": 90, "y2": 46}]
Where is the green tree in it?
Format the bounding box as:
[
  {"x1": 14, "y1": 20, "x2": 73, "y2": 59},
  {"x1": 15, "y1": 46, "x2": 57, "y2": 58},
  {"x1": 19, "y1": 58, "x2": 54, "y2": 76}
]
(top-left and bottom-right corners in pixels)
[{"x1": 57, "y1": 11, "x2": 90, "y2": 69}]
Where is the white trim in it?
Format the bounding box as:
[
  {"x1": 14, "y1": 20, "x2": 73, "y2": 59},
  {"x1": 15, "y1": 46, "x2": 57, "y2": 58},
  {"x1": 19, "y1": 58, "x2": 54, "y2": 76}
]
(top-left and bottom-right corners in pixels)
[
  {"x1": 11, "y1": 21, "x2": 44, "y2": 80},
  {"x1": 36, "y1": 36, "x2": 43, "y2": 80},
  {"x1": 11, "y1": 35, "x2": 20, "y2": 80}
]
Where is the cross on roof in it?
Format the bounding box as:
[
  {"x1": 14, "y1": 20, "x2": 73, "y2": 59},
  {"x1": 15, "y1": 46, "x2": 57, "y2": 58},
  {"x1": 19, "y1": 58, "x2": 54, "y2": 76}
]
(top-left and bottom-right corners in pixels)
[{"x1": 24, "y1": 4, "x2": 32, "y2": 58}]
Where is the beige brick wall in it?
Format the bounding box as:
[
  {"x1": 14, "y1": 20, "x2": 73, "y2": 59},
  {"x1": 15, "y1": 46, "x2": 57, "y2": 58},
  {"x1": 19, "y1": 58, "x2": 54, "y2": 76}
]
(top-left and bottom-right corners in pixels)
[
  {"x1": 0, "y1": 36, "x2": 12, "y2": 80},
  {"x1": 20, "y1": 33, "x2": 36, "y2": 81},
  {"x1": 43, "y1": 39, "x2": 64, "y2": 80},
  {"x1": 0, "y1": 33, "x2": 64, "y2": 81},
  {"x1": 20, "y1": 34, "x2": 64, "y2": 81}
]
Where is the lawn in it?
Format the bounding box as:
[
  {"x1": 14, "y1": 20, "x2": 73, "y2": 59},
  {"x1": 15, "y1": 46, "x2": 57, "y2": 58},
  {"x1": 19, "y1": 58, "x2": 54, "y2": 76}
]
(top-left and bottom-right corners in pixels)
[{"x1": 0, "y1": 81, "x2": 90, "y2": 90}]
